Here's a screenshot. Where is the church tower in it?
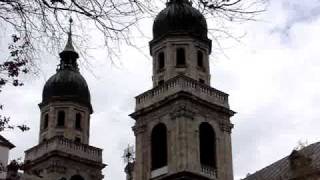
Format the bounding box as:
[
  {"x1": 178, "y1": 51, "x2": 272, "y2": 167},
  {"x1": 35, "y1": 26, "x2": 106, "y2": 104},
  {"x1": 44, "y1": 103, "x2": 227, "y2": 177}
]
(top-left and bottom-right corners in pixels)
[
  {"x1": 130, "y1": 0, "x2": 235, "y2": 180},
  {"x1": 23, "y1": 19, "x2": 105, "y2": 180}
]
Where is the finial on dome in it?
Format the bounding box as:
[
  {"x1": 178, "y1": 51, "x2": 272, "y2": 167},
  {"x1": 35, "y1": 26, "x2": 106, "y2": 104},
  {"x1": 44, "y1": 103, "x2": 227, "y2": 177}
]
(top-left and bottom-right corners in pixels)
[
  {"x1": 63, "y1": 17, "x2": 76, "y2": 52},
  {"x1": 59, "y1": 17, "x2": 79, "y2": 71}
]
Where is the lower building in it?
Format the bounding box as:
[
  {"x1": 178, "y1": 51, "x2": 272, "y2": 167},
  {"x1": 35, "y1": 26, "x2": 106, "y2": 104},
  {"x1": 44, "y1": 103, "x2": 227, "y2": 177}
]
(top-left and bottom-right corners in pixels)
[
  {"x1": 243, "y1": 142, "x2": 320, "y2": 180},
  {"x1": 0, "y1": 135, "x2": 15, "y2": 180}
]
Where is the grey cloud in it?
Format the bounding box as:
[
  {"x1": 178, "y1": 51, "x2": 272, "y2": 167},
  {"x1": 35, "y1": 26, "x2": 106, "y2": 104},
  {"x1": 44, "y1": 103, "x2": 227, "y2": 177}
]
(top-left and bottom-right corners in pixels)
[{"x1": 270, "y1": 0, "x2": 320, "y2": 40}]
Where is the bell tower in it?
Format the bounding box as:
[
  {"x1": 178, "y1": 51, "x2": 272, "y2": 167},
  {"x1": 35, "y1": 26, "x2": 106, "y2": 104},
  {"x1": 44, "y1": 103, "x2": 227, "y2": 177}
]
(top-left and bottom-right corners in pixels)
[
  {"x1": 23, "y1": 19, "x2": 105, "y2": 180},
  {"x1": 130, "y1": 1, "x2": 235, "y2": 180}
]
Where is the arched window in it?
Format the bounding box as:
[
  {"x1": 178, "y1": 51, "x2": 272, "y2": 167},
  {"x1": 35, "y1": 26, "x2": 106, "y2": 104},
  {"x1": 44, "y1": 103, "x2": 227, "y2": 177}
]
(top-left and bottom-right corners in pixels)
[
  {"x1": 158, "y1": 52, "x2": 165, "y2": 70},
  {"x1": 44, "y1": 113, "x2": 49, "y2": 129},
  {"x1": 70, "y1": 175, "x2": 84, "y2": 180},
  {"x1": 176, "y1": 48, "x2": 186, "y2": 66},
  {"x1": 75, "y1": 113, "x2": 82, "y2": 130},
  {"x1": 197, "y1": 51, "x2": 204, "y2": 68},
  {"x1": 57, "y1": 111, "x2": 65, "y2": 127},
  {"x1": 199, "y1": 122, "x2": 216, "y2": 168},
  {"x1": 151, "y1": 123, "x2": 167, "y2": 170}
]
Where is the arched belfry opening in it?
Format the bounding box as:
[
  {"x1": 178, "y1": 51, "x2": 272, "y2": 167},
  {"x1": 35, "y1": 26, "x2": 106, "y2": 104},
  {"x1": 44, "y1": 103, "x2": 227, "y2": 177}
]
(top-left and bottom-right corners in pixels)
[
  {"x1": 70, "y1": 175, "x2": 85, "y2": 180},
  {"x1": 199, "y1": 122, "x2": 217, "y2": 169},
  {"x1": 151, "y1": 123, "x2": 168, "y2": 170}
]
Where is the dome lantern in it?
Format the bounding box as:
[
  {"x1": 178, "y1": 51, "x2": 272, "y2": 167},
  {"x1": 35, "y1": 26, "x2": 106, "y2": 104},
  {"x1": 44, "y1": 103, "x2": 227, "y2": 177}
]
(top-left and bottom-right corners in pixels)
[{"x1": 58, "y1": 18, "x2": 79, "y2": 72}]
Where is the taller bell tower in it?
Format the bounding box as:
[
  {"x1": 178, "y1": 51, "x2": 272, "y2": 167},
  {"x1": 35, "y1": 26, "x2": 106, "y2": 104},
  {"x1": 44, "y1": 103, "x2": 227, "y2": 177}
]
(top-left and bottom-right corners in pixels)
[
  {"x1": 130, "y1": 0, "x2": 235, "y2": 180},
  {"x1": 23, "y1": 19, "x2": 105, "y2": 180}
]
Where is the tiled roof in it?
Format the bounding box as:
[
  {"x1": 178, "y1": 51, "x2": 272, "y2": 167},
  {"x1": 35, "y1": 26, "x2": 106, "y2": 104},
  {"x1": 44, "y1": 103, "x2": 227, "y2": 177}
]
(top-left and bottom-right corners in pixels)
[
  {"x1": 242, "y1": 141, "x2": 320, "y2": 180},
  {"x1": 0, "y1": 135, "x2": 15, "y2": 149}
]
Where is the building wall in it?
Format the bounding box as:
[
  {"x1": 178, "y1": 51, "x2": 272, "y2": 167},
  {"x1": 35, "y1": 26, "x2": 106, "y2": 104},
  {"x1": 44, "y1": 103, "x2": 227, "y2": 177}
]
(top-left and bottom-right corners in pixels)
[
  {"x1": 133, "y1": 97, "x2": 234, "y2": 180},
  {"x1": 24, "y1": 155, "x2": 104, "y2": 180},
  {"x1": 39, "y1": 101, "x2": 91, "y2": 144},
  {"x1": 150, "y1": 37, "x2": 211, "y2": 87},
  {"x1": 0, "y1": 146, "x2": 10, "y2": 179}
]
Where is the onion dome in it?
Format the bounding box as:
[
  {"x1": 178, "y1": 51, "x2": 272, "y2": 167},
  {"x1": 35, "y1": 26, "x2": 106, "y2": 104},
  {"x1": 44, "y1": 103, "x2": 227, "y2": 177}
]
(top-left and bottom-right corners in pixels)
[
  {"x1": 152, "y1": 0, "x2": 208, "y2": 41},
  {"x1": 40, "y1": 19, "x2": 92, "y2": 113}
]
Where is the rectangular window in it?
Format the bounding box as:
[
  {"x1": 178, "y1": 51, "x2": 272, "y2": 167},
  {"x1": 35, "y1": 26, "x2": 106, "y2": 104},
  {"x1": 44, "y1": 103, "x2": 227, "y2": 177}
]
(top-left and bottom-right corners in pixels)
[
  {"x1": 75, "y1": 113, "x2": 82, "y2": 130},
  {"x1": 197, "y1": 51, "x2": 204, "y2": 67},
  {"x1": 158, "y1": 52, "x2": 165, "y2": 70},
  {"x1": 176, "y1": 48, "x2": 186, "y2": 66},
  {"x1": 57, "y1": 111, "x2": 65, "y2": 127},
  {"x1": 44, "y1": 113, "x2": 49, "y2": 129}
]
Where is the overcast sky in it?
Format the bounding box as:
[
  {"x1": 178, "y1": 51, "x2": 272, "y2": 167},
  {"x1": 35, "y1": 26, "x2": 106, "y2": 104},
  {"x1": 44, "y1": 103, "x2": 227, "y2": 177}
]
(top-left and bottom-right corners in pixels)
[{"x1": 1, "y1": 0, "x2": 320, "y2": 179}]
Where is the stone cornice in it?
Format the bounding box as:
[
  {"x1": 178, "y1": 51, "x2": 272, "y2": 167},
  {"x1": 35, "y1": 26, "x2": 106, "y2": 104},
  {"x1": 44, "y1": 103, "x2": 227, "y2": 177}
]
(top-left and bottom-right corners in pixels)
[{"x1": 130, "y1": 91, "x2": 235, "y2": 120}]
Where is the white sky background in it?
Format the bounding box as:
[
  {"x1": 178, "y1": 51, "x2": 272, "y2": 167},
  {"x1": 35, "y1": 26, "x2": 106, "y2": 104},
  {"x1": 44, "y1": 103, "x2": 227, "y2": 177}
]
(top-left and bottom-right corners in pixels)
[{"x1": 1, "y1": 0, "x2": 320, "y2": 179}]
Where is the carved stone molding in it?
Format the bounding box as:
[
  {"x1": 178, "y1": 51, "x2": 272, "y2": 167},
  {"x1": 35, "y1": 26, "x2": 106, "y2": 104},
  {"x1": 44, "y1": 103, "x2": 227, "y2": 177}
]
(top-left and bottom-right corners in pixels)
[
  {"x1": 47, "y1": 160, "x2": 66, "y2": 174},
  {"x1": 132, "y1": 124, "x2": 147, "y2": 136},
  {"x1": 170, "y1": 104, "x2": 195, "y2": 120},
  {"x1": 219, "y1": 122, "x2": 234, "y2": 133}
]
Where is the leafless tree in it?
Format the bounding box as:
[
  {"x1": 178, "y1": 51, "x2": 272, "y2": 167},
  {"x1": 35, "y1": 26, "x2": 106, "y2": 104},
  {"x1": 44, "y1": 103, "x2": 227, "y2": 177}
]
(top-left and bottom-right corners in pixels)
[{"x1": 0, "y1": 0, "x2": 266, "y2": 131}]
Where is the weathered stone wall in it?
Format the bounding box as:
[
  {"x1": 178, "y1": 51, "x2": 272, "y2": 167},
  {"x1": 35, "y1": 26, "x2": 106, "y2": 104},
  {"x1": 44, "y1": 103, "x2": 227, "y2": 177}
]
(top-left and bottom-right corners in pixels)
[
  {"x1": 0, "y1": 146, "x2": 9, "y2": 179},
  {"x1": 24, "y1": 155, "x2": 104, "y2": 180},
  {"x1": 132, "y1": 95, "x2": 234, "y2": 180},
  {"x1": 39, "y1": 101, "x2": 91, "y2": 144},
  {"x1": 150, "y1": 36, "x2": 211, "y2": 87}
]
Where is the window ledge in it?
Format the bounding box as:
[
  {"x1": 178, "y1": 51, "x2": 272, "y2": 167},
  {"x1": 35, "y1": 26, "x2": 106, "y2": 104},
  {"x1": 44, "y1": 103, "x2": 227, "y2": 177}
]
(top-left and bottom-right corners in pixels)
[
  {"x1": 197, "y1": 66, "x2": 206, "y2": 72},
  {"x1": 41, "y1": 128, "x2": 48, "y2": 132},
  {"x1": 175, "y1": 65, "x2": 187, "y2": 68},
  {"x1": 151, "y1": 166, "x2": 168, "y2": 178},
  {"x1": 157, "y1": 68, "x2": 165, "y2": 73}
]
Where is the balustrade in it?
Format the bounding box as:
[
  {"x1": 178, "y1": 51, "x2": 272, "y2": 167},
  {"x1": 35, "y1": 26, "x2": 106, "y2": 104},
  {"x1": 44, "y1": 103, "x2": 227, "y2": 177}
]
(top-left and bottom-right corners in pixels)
[
  {"x1": 136, "y1": 75, "x2": 229, "y2": 110},
  {"x1": 25, "y1": 136, "x2": 102, "y2": 163}
]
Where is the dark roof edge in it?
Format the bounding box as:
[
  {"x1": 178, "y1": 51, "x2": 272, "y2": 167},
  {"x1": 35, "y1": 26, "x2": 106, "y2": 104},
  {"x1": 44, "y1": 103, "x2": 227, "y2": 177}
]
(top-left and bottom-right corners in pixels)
[{"x1": 0, "y1": 135, "x2": 15, "y2": 149}]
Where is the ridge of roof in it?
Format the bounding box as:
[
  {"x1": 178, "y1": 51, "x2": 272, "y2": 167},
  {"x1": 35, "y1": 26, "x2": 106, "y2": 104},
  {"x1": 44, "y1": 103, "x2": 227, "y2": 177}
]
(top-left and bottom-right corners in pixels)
[
  {"x1": 0, "y1": 135, "x2": 15, "y2": 149},
  {"x1": 243, "y1": 141, "x2": 320, "y2": 180}
]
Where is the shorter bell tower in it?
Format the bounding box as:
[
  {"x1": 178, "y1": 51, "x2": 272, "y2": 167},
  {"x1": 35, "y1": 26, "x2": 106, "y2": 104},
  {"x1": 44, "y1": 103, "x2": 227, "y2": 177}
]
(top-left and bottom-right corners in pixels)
[
  {"x1": 130, "y1": 1, "x2": 235, "y2": 180},
  {"x1": 23, "y1": 19, "x2": 105, "y2": 180}
]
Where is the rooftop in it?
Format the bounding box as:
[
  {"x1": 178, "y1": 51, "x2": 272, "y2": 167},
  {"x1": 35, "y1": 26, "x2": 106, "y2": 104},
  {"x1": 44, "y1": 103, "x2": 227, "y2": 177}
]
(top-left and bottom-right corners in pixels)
[
  {"x1": 0, "y1": 135, "x2": 15, "y2": 149},
  {"x1": 243, "y1": 142, "x2": 320, "y2": 180}
]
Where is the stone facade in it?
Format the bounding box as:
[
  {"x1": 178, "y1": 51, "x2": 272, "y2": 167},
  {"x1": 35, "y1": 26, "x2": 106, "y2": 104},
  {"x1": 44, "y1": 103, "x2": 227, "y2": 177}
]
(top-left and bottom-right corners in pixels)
[
  {"x1": 23, "y1": 27, "x2": 105, "y2": 180},
  {"x1": 0, "y1": 135, "x2": 15, "y2": 180},
  {"x1": 131, "y1": 91, "x2": 234, "y2": 180},
  {"x1": 38, "y1": 101, "x2": 91, "y2": 144},
  {"x1": 130, "y1": 1, "x2": 235, "y2": 180},
  {"x1": 150, "y1": 36, "x2": 211, "y2": 87}
]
